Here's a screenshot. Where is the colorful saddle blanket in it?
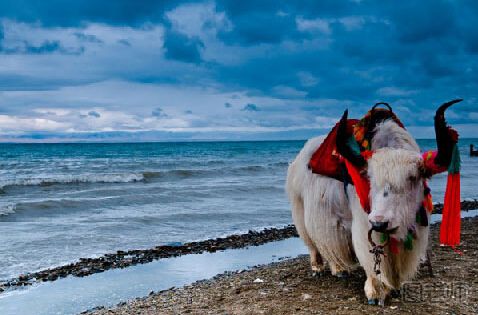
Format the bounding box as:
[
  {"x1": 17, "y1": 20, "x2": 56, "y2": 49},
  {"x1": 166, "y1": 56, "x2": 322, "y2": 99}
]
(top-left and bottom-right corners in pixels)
[{"x1": 308, "y1": 108, "x2": 404, "y2": 181}]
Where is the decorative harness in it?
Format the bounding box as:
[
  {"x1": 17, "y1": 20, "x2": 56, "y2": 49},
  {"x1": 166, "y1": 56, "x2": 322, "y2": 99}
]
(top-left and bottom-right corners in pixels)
[{"x1": 308, "y1": 103, "x2": 462, "y2": 254}]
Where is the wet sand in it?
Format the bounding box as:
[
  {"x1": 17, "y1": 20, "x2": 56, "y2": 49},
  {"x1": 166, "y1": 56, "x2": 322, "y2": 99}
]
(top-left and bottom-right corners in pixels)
[{"x1": 88, "y1": 216, "x2": 478, "y2": 315}]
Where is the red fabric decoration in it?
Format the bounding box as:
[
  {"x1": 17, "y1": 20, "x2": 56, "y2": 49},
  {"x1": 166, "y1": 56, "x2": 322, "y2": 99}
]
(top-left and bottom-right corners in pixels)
[
  {"x1": 423, "y1": 148, "x2": 462, "y2": 248},
  {"x1": 389, "y1": 237, "x2": 400, "y2": 254},
  {"x1": 440, "y1": 173, "x2": 461, "y2": 247},
  {"x1": 343, "y1": 158, "x2": 371, "y2": 213},
  {"x1": 422, "y1": 150, "x2": 447, "y2": 175},
  {"x1": 309, "y1": 119, "x2": 358, "y2": 180}
]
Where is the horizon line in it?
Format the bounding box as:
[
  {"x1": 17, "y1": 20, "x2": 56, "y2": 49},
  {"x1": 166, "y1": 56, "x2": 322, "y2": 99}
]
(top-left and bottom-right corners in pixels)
[{"x1": 0, "y1": 137, "x2": 477, "y2": 145}]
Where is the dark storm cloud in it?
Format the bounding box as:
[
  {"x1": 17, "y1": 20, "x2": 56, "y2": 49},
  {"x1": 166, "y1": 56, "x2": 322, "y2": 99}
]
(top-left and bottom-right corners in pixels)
[
  {"x1": 212, "y1": 1, "x2": 478, "y2": 121},
  {"x1": 242, "y1": 103, "x2": 259, "y2": 112},
  {"x1": 88, "y1": 110, "x2": 100, "y2": 118},
  {"x1": 1, "y1": 40, "x2": 85, "y2": 55},
  {"x1": 117, "y1": 39, "x2": 131, "y2": 46},
  {"x1": 216, "y1": 0, "x2": 353, "y2": 45},
  {"x1": 218, "y1": 8, "x2": 297, "y2": 45},
  {"x1": 0, "y1": 0, "x2": 183, "y2": 26},
  {"x1": 74, "y1": 32, "x2": 103, "y2": 44},
  {"x1": 163, "y1": 28, "x2": 204, "y2": 63},
  {"x1": 0, "y1": 0, "x2": 477, "y2": 140},
  {"x1": 152, "y1": 107, "x2": 168, "y2": 118}
]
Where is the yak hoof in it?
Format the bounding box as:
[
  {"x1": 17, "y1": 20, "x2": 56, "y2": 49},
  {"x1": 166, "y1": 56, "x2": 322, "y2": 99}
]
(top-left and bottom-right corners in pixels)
[
  {"x1": 367, "y1": 298, "x2": 386, "y2": 306},
  {"x1": 390, "y1": 289, "x2": 400, "y2": 298},
  {"x1": 335, "y1": 271, "x2": 349, "y2": 279},
  {"x1": 367, "y1": 299, "x2": 379, "y2": 305},
  {"x1": 312, "y1": 271, "x2": 325, "y2": 278}
]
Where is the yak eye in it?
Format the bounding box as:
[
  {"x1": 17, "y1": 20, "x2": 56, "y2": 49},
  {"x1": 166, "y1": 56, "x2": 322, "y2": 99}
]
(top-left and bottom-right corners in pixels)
[{"x1": 408, "y1": 175, "x2": 417, "y2": 182}]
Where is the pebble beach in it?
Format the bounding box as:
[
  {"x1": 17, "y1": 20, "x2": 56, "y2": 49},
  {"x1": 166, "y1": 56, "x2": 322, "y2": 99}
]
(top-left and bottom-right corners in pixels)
[{"x1": 86, "y1": 216, "x2": 478, "y2": 315}]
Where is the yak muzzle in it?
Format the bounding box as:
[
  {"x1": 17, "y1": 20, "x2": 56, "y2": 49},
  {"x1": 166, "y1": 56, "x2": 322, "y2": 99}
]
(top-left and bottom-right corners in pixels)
[{"x1": 370, "y1": 221, "x2": 389, "y2": 233}]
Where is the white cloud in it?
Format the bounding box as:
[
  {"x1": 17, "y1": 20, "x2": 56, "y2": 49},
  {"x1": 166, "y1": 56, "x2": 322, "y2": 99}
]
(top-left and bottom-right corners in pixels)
[
  {"x1": 297, "y1": 71, "x2": 319, "y2": 87},
  {"x1": 271, "y1": 85, "x2": 307, "y2": 98},
  {"x1": 0, "y1": 19, "x2": 168, "y2": 86},
  {"x1": 315, "y1": 116, "x2": 336, "y2": 129},
  {"x1": 296, "y1": 17, "x2": 331, "y2": 34},
  {"x1": 0, "y1": 115, "x2": 71, "y2": 132},
  {"x1": 296, "y1": 15, "x2": 384, "y2": 35},
  {"x1": 338, "y1": 16, "x2": 366, "y2": 31},
  {"x1": 0, "y1": 79, "x2": 347, "y2": 137},
  {"x1": 469, "y1": 112, "x2": 478, "y2": 120},
  {"x1": 33, "y1": 108, "x2": 72, "y2": 116},
  {"x1": 165, "y1": 2, "x2": 231, "y2": 38},
  {"x1": 377, "y1": 86, "x2": 417, "y2": 97}
]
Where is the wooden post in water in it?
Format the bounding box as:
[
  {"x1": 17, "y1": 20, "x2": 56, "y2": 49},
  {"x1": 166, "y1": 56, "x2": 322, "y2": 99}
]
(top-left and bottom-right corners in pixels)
[{"x1": 471, "y1": 144, "x2": 478, "y2": 157}]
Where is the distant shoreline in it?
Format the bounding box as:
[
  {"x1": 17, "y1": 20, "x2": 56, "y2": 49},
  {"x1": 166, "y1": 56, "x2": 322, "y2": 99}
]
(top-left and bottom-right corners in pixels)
[{"x1": 1, "y1": 137, "x2": 478, "y2": 145}]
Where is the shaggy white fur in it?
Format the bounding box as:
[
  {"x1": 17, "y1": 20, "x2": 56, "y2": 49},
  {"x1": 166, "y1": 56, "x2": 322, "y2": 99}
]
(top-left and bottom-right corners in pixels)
[
  {"x1": 371, "y1": 120, "x2": 420, "y2": 152},
  {"x1": 286, "y1": 120, "x2": 430, "y2": 304}
]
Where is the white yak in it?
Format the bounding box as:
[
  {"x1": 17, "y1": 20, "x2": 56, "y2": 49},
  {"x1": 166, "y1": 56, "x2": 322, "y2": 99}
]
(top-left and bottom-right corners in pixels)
[{"x1": 286, "y1": 100, "x2": 461, "y2": 304}]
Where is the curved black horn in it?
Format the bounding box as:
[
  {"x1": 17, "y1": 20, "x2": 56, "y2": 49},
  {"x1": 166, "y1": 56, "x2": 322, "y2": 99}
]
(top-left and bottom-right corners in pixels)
[
  {"x1": 336, "y1": 109, "x2": 366, "y2": 167},
  {"x1": 434, "y1": 99, "x2": 462, "y2": 167}
]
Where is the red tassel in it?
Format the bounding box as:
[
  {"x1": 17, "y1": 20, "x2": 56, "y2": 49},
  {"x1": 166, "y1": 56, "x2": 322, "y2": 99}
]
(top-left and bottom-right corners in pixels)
[
  {"x1": 344, "y1": 159, "x2": 370, "y2": 212},
  {"x1": 389, "y1": 237, "x2": 400, "y2": 254},
  {"x1": 439, "y1": 173, "x2": 461, "y2": 246}
]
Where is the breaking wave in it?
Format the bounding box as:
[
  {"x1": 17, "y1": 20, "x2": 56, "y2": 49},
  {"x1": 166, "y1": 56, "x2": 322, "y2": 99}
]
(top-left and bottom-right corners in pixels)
[
  {"x1": 0, "y1": 162, "x2": 290, "y2": 190},
  {"x1": 0, "y1": 203, "x2": 16, "y2": 216},
  {"x1": 0, "y1": 173, "x2": 145, "y2": 189}
]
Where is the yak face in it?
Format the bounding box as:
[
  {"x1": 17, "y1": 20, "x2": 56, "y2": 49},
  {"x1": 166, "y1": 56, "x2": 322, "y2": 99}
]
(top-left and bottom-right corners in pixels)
[
  {"x1": 367, "y1": 148, "x2": 424, "y2": 240},
  {"x1": 334, "y1": 100, "x2": 461, "y2": 240}
]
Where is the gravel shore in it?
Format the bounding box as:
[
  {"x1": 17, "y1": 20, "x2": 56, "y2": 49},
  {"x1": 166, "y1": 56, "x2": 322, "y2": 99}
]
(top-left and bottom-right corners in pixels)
[{"x1": 88, "y1": 216, "x2": 478, "y2": 315}]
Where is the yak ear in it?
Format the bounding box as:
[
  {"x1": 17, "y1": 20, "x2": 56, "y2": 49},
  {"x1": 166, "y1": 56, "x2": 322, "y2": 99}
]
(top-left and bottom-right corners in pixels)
[{"x1": 335, "y1": 109, "x2": 367, "y2": 168}]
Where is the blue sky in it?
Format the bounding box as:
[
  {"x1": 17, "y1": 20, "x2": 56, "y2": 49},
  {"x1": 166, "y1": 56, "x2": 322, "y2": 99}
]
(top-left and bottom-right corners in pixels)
[{"x1": 0, "y1": 0, "x2": 477, "y2": 142}]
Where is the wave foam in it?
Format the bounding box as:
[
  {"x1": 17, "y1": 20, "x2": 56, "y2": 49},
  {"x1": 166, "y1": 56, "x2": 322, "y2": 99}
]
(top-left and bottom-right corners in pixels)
[
  {"x1": 0, "y1": 161, "x2": 289, "y2": 190},
  {"x1": 0, "y1": 203, "x2": 16, "y2": 216},
  {"x1": 0, "y1": 173, "x2": 145, "y2": 189}
]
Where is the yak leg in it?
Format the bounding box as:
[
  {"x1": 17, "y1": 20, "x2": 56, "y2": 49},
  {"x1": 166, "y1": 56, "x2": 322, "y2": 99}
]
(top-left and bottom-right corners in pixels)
[
  {"x1": 364, "y1": 276, "x2": 390, "y2": 306},
  {"x1": 309, "y1": 245, "x2": 325, "y2": 276},
  {"x1": 303, "y1": 186, "x2": 355, "y2": 276},
  {"x1": 291, "y1": 194, "x2": 326, "y2": 275},
  {"x1": 319, "y1": 223, "x2": 353, "y2": 276}
]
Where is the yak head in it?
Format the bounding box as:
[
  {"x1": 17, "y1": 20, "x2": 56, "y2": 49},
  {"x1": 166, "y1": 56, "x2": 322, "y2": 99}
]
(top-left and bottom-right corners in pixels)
[
  {"x1": 336, "y1": 100, "x2": 461, "y2": 240},
  {"x1": 367, "y1": 148, "x2": 424, "y2": 239}
]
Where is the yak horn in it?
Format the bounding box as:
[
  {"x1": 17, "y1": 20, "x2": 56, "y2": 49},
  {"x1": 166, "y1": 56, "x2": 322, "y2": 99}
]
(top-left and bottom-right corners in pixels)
[
  {"x1": 434, "y1": 99, "x2": 462, "y2": 167},
  {"x1": 336, "y1": 109, "x2": 366, "y2": 167}
]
